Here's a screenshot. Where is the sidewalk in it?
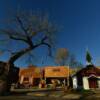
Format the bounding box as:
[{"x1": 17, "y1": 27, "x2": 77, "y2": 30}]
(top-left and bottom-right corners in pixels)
[
  {"x1": 11, "y1": 87, "x2": 62, "y2": 93},
  {"x1": 27, "y1": 92, "x2": 82, "y2": 100}
]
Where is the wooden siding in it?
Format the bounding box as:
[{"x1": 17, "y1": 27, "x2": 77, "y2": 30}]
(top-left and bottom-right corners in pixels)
[{"x1": 44, "y1": 66, "x2": 70, "y2": 78}]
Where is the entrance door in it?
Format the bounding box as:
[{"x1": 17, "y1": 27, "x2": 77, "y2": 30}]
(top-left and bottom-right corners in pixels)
[
  {"x1": 33, "y1": 78, "x2": 40, "y2": 86},
  {"x1": 88, "y1": 77, "x2": 98, "y2": 88}
]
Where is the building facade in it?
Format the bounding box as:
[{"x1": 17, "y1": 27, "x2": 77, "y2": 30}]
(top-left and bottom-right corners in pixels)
[
  {"x1": 19, "y1": 65, "x2": 41, "y2": 87},
  {"x1": 72, "y1": 64, "x2": 100, "y2": 90},
  {"x1": 44, "y1": 66, "x2": 70, "y2": 86},
  {"x1": 19, "y1": 66, "x2": 71, "y2": 87}
]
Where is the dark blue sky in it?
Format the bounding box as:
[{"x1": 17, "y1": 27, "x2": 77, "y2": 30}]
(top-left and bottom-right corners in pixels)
[{"x1": 0, "y1": 0, "x2": 100, "y2": 67}]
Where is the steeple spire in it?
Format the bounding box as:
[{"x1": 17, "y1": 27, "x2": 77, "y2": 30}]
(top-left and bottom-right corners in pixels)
[{"x1": 86, "y1": 49, "x2": 92, "y2": 65}]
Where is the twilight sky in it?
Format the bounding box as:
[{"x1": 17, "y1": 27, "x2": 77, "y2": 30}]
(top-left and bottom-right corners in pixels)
[{"x1": 0, "y1": 0, "x2": 100, "y2": 67}]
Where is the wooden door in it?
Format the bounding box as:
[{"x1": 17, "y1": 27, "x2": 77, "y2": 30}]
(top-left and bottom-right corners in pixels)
[{"x1": 88, "y1": 77, "x2": 97, "y2": 88}]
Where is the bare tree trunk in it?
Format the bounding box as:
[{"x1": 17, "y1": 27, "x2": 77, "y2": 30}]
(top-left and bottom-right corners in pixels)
[
  {"x1": 0, "y1": 46, "x2": 38, "y2": 95},
  {"x1": 8, "y1": 41, "x2": 45, "y2": 64},
  {"x1": 8, "y1": 47, "x2": 33, "y2": 64},
  {"x1": 0, "y1": 61, "x2": 19, "y2": 95},
  {"x1": 0, "y1": 37, "x2": 50, "y2": 95},
  {"x1": 0, "y1": 80, "x2": 7, "y2": 95}
]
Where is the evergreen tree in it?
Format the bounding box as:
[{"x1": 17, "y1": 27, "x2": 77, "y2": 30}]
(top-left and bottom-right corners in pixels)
[{"x1": 86, "y1": 51, "x2": 92, "y2": 64}]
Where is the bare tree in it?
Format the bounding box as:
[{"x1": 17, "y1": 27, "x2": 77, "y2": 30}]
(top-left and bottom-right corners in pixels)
[
  {"x1": 54, "y1": 48, "x2": 83, "y2": 68},
  {"x1": 0, "y1": 11, "x2": 57, "y2": 94},
  {"x1": 55, "y1": 48, "x2": 69, "y2": 66},
  {"x1": 0, "y1": 11, "x2": 57, "y2": 65}
]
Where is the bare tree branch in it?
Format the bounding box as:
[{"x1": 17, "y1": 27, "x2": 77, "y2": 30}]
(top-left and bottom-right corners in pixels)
[
  {"x1": 16, "y1": 16, "x2": 34, "y2": 47},
  {"x1": 8, "y1": 40, "x2": 51, "y2": 64},
  {"x1": 0, "y1": 29, "x2": 27, "y2": 43},
  {"x1": 0, "y1": 11, "x2": 57, "y2": 65}
]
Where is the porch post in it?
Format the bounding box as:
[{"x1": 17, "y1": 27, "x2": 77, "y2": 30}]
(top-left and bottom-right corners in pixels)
[
  {"x1": 63, "y1": 79, "x2": 66, "y2": 87},
  {"x1": 29, "y1": 76, "x2": 33, "y2": 85},
  {"x1": 20, "y1": 75, "x2": 24, "y2": 84},
  {"x1": 45, "y1": 77, "x2": 46, "y2": 84}
]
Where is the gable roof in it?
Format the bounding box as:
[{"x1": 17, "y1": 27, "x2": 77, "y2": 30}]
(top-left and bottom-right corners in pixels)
[{"x1": 75, "y1": 65, "x2": 100, "y2": 76}]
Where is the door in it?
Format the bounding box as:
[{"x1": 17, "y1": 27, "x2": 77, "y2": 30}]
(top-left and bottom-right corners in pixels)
[
  {"x1": 33, "y1": 78, "x2": 40, "y2": 86},
  {"x1": 88, "y1": 77, "x2": 98, "y2": 88}
]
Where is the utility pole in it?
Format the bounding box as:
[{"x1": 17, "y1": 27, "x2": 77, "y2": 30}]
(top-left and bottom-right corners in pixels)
[{"x1": 67, "y1": 65, "x2": 70, "y2": 87}]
